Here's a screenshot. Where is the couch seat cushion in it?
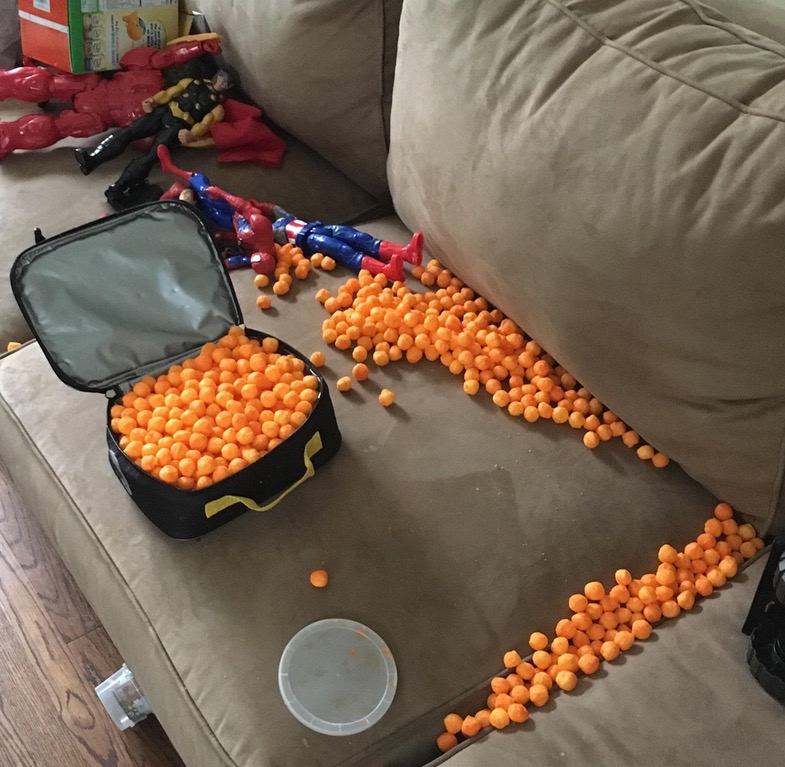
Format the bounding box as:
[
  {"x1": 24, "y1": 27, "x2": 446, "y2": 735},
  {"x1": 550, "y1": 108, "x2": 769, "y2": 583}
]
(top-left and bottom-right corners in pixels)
[{"x1": 435, "y1": 553, "x2": 785, "y2": 767}]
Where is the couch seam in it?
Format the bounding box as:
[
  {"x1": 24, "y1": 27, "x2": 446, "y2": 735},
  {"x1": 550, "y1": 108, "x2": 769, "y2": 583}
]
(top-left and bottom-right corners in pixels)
[
  {"x1": 765, "y1": 410, "x2": 785, "y2": 535},
  {"x1": 378, "y1": 0, "x2": 391, "y2": 153},
  {"x1": 545, "y1": 0, "x2": 785, "y2": 125},
  {"x1": 0, "y1": 379, "x2": 239, "y2": 767},
  {"x1": 680, "y1": 0, "x2": 785, "y2": 59}
]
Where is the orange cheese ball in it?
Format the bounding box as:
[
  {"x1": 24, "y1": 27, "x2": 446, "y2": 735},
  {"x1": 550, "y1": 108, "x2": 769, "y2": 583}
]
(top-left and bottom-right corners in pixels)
[
  {"x1": 494, "y1": 692, "x2": 513, "y2": 710},
  {"x1": 599, "y1": 641, "x2": 620, "y2": 661},
  {"x1": 568, "y1": 593, "x2": 589, "y2": 613},
  {"x1": 651, "y1": 452, "x2": 670, "y2": 468},
  {"x1": 309, "y1": 569, "x2": 329, "y2": 588},
  {"x1": 658, "y1": 544, "x2": 679, "y2": 564},
  {"x1": 509, "y1": 684, "x2": 530, "y2": 705},
  {"x1": 551, "y1": 637, "x2": 569, "y2": 656},
  {"x1": 528, "y1": 683, "x2": 550, "y2": 707},
  {"x1": 631, "y1": 619, "x2": 653, "y2": 640},
  {"x1": 530, "y1": 670, "x2": 553, "y2": 689},
  {"x1": 555, "y1": 670, "x2": 578, "y2": 691},
  {"x1": 503, "y1": 650, "x2": 522, "y2": 669},
  {"x1": 309, "y1": 351, "x2": 326, "y2": 367},
  {"x1": 583, "y1": 431, "x2": 600, "y2": 449},
  {"x1": 706, "y1": 567, "x2": 727, "y2": 588},
  {"x1": 556, "y1": 653, "x2": 579, "y2": 673},
  {"x1": 532, "y1": 650, "x2": 551, "y2": 670},
  {"x1": 336, "y1": 376, "x2": 352, "y2": 392},
  {"x1": 738, "y1": 523, "x2": 757, "y2": 541},
  {"x1": 379, "y1": 388, "x2": 396, "y2": 407},
  {"x1": 584, "y1": 581, "x2": 605, "y2": 601},
  {"x1": 488, "y1": 707, "x2": 510, "y2": 729},
  {"x1": 507, "y1": 703, "x2": 529, "y2": 723},
  {"x1": 677, "y1": 590, "x2": 696, "y2": 611},
  {"x1": 714, "y1": 502, "x2": 734, "y2": 520},
  {"x1": 436, "y1": 732, "x2": 457, "y2": 753},
  {"x1": 113, "y1": 329, "x2": 316, "y2": 490},
  {"x1": 443, "y1": 713, "x2": 463, "y2": 735},
  {"x1": 352, "y1": 363, "x2": 369, "y2": 381},
  {"x1": 461, "y1": 715, "x2": 481, "y2": 737},
  {"x1": 577, "y1": 652, "x2": 600, "y2": 676},
  {"x1": 613, "y1": 630, "x2": 635, "y2": 651},
  {"x1": 515, "y1": 661, "x2": 536, "y2": 681},
  {"x1": 464, "y1": 379, "x2": 480, "y2": 396}
]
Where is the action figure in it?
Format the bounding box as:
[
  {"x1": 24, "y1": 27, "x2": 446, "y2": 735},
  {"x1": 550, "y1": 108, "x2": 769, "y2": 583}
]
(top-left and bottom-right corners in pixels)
[
  {"x1": 156, "y1": 145, "x2": 422, "y2": 280},
  {"x1": 157, "y1": 144, "x2": 284, "y2": 273},
  {"x1": 75, "y1": 69, "x2": 233, "y2": 207},
  {"x1": 0, "y1": 37, "x2": 222, "y2": 160},
  {"x1": 270, "y1": 215, "x2": 423, "y2": 281},
  {"x1": 206, "y1": 188, "x2": 415, "y2": 281}
]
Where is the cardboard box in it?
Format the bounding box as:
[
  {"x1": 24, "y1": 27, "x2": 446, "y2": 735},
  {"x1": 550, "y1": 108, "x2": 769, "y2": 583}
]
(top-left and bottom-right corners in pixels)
[{"x1": 19, "y1": 0, "x2": 179, "y2": 74}]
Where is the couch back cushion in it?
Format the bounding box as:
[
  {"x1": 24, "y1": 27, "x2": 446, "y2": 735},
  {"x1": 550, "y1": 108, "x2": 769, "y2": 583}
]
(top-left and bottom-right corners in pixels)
[
  {"x1": 184, "y1": 0, "x2": 402, "y2": 198},
  {"x1": 388, "y1": 0, "x2": 785, "y2": 533}
]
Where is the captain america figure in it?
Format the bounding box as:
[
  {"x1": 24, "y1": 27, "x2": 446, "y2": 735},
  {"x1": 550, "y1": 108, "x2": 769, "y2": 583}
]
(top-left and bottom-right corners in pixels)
[{"x1": 271, "y1": 215, "x2": 423, "y2": 283}]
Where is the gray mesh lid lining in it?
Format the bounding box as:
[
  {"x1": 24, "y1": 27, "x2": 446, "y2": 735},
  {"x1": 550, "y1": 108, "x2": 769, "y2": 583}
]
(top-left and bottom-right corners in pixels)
[{"x1": 12, "y1": 201, "x2": 241, "y2": 393}]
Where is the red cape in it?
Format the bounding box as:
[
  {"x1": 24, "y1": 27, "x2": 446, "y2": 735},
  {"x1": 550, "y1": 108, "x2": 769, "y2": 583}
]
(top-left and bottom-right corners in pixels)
[{"x1": 210, "y1": 99, "x2": 287, "y2": 167}]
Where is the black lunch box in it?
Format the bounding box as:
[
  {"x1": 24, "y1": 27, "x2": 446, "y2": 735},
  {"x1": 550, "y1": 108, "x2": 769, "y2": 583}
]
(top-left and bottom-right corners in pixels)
[{"x1": 10, "y1": 200, "x2": 342, "y2": 539}]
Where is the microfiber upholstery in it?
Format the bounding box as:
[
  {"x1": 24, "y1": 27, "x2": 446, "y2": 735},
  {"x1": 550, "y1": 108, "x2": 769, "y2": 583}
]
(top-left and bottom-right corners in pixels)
[
  {"x1": 388, "y1": 0, "x2": 785, "y2": 533},
  {"x1": 710, "y1": 0, "x2": 785, "y2": 45},
  {"x1": 183, "y1": 0, "x2": 403, "y2": 198}
]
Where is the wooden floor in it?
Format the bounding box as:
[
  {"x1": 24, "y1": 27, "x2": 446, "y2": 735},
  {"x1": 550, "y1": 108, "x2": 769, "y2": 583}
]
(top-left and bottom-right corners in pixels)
[{"x1": 0, "y1": 460, "x2": 185, "y2": 767}]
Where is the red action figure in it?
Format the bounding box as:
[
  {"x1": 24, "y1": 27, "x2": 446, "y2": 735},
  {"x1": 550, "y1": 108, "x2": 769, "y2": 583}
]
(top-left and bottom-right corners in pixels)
[{"x1": 0, "y1": 36, "x2": 222, "y2": 159}]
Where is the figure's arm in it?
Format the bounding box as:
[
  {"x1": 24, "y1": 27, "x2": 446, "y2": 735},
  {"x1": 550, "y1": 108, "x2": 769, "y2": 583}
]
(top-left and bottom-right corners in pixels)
[
  {"x1": 120, "y1": 36, "x2": 223, "y2": 71},
  {"x1": 178, "y1": 103, "x2": 224, "y2": 145},
  {"x1": 203, "y1": 185, "x2": 256, "y2": 219},
  {"x1": 143, "y1": 78, "x2": 190, "y2": 112},
  {"x1": 249, "y1": 201, "x2": 290, "y2": 221}
]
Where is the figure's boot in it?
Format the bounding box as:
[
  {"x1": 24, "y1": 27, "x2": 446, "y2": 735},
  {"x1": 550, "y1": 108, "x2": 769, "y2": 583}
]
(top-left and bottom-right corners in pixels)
[
  {"x1": 361, "y1": 253, "x2": 405, "y2": 282},
  {"x1": 377, "y1": 231, "x2": 424, "y2": 266},
  {"x1": 104, "y1": 149, "x2": 160, "y2": 206},
  {"x1": 75, "y1": 128, "x2": 131, "y2": 175}
]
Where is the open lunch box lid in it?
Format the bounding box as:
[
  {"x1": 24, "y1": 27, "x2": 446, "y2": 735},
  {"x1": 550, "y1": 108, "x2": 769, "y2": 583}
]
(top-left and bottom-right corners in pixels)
[{"x1": 10, "y1": 200, "x2": 242, "y2": 398}]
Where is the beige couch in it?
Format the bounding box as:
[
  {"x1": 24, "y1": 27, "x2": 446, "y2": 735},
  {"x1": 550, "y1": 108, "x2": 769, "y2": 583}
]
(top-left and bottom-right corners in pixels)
[{"x1": 2, "y1": 1, "x2": 785, "y2": 765}]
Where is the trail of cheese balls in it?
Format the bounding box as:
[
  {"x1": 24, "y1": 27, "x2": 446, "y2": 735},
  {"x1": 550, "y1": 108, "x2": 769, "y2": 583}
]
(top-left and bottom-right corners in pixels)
[
  {"x1": 110, "y1": 327, "x2": 319, "y2": 490},
  {"x1": 435, "y1": 502, "x2": 766, "y2": 752},
  {"x1": 295, "y1": 256, "x2": 668, "y2": 463}
]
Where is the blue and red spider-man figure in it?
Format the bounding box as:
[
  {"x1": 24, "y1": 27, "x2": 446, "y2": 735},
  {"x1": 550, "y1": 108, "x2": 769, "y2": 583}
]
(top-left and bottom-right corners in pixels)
[{"x1": 158, "y1": 145, "x2": 424, "y2": 281}]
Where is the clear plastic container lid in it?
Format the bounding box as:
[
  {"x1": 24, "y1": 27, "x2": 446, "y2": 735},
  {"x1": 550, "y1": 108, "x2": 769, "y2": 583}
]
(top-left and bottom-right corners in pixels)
[{"x1": 278, "y1": 618, "x2": 397, "y2": 736}]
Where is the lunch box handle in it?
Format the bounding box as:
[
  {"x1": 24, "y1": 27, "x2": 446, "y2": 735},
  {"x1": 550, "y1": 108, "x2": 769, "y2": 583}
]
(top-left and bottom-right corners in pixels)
[{"x1": 204, "y1": 432, "x2": 323, "y2": 519}]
